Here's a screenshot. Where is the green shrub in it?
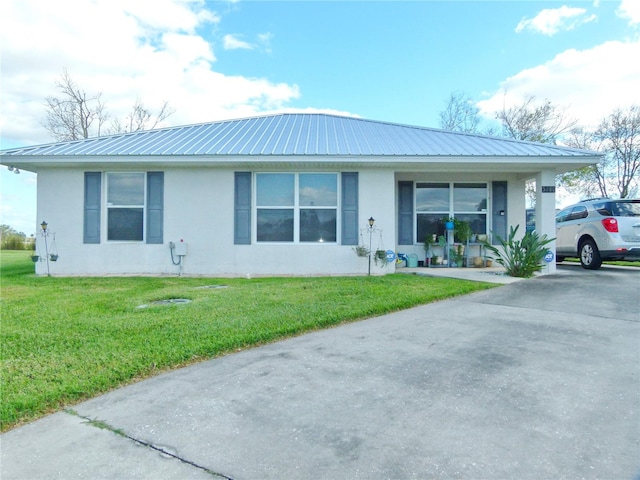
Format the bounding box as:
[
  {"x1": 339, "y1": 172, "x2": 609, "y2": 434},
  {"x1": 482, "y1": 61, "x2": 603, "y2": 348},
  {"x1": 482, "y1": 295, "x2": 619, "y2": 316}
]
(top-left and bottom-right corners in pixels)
[
  {"x1": 0, "y1": 235, "x2": 27, "y2": 250},
  {"x1": 482, "y1": 225, "x2": 554, "y2": 278}
]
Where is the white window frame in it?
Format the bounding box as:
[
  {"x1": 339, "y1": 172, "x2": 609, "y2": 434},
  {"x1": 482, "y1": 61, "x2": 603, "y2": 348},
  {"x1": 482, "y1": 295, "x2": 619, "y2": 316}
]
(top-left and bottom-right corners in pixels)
[
  {"x1": 415, "y1": 181, "x2": 488, "y2": 243},
  {"x1": 105, "y1": 172, "x2": 147, "y2": 242},
  {"x1": 254, "y1": 172, "x2": 340, "y2": 244}
]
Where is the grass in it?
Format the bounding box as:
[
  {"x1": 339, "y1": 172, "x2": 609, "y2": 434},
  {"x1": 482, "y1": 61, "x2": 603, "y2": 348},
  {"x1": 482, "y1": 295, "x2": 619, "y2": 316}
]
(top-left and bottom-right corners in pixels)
[{"x1": 0, "y1": 250, "x2": 496, "y2": 431}]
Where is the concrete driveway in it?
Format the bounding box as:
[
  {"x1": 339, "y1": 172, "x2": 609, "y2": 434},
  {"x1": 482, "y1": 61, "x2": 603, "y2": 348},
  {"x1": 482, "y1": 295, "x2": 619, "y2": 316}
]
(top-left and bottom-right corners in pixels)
[{"x1": 2, "y1": 265, "x2": 639, "y2": 479}]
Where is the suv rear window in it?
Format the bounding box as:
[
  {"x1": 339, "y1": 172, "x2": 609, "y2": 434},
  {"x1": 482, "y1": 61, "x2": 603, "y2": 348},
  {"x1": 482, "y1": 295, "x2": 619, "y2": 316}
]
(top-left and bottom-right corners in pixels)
[{"x1": 594, "y1": 200, "x2": 640, "y2": 217}]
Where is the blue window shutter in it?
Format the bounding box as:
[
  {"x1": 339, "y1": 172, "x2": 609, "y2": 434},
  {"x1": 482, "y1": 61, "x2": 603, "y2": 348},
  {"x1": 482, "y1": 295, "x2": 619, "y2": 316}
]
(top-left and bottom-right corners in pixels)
[
  {"x1": 492, "y1": 181, "x2": 507, "y2": 244},
  {"x1": 341, "y1": 172, "x2": 358, "y2": 245},
  {"x1": 146, "y1": 172, "x2": 164, "y2": 244},
  {"x1": 235, "y1": 172, "x2": 252, "y2": 244},
  {"x1": 398, "y1": 181, "x2": 413, "y2": 245},
  {"x1": 84, "y1": 172, "x2": 101, "y2": 244}
]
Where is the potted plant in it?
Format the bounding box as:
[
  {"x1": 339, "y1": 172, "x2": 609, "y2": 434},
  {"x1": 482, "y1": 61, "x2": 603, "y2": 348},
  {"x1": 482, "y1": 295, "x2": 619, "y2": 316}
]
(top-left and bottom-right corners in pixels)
[
  {"x1": 50, "y1": 254, "x2": 59, "y2": 261},
  {"x1": 374, "y1": 249, "x2": 387, "y2": 265},
  {"x1": 353, "y1": 245, "x2": 369, "y2": 257},
  {"x1": 450, "y1": 247, "x2": 464, "y2": 267},
  {"x1": 453, "y1": 218, "x2": 473, "y2": 244},
  {"x1": 31, "y1": 255, "x2": 39, "y2": 262}
]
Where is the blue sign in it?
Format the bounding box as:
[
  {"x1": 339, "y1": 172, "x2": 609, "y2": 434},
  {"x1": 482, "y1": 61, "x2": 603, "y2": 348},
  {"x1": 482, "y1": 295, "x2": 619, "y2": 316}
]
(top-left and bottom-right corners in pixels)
[
  {"x1": 544, "y1": 250, "x2": 554, "y2": 263},
  {"x1": 386, "y1": 250, "x2": 396, "y2": 263}
]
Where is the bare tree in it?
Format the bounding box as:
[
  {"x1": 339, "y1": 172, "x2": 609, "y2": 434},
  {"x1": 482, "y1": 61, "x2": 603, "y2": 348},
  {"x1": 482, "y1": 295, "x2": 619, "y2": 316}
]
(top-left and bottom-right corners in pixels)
[
  {"x1": 496, "y1": 95, "x2": 578, "y2": 144},
  {"x1": 438, "y1": 91, "x2": 482, "y2": 133},
  {"x1": 562, "y1": 106, "x2": 639, "y2": 199},
  {"x1": 42, "y1": 69, "x2": 108, "y2": 141},
  {"x1": 596, "y1": 105, "x2": 640, "y2": 199},
  {"x1": 109, "y1": 97, "x2": 175, "y2": 134},
  {"x1": 42, "y1": 70, "x2": 174, "y2": 141}
]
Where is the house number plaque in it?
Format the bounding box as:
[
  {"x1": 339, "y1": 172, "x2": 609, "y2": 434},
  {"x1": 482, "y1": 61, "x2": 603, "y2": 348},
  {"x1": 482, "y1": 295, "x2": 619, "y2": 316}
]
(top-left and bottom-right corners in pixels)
[{"x1": 541, "y1": 186, "x2": 556, "y2": 193}]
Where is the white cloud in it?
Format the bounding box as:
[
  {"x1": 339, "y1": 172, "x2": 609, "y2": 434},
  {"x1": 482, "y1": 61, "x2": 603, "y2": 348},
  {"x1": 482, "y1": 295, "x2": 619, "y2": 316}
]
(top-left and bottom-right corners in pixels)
[
  {"x1": 0, "y1": 0, "x2": 300, "y2": 147},
  {"x1": 223, "y1": 34, "x2": 254, "y2": 50},
  {"x1": 477, "y1": 39, "x2": 640, "y2": 129},
  {"x1": 515, "y1": 6, "x2": 596, "y2": 36},
  {"x1": 617, "y1": 0, "x2": 640, "y2": 25}
]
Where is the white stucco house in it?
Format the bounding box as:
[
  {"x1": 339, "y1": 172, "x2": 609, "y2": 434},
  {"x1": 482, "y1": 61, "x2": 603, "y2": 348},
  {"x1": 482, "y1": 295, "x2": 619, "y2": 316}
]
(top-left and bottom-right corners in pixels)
[{"x1": 1, "y1": 113, "x2": 600, "y2": 277}]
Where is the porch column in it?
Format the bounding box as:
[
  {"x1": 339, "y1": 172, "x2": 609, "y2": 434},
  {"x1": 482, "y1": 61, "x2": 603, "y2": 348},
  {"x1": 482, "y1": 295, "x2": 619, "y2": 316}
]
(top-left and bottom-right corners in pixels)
[{"x1": 535, "y1": 170, "x2": 557, "y2": 274}]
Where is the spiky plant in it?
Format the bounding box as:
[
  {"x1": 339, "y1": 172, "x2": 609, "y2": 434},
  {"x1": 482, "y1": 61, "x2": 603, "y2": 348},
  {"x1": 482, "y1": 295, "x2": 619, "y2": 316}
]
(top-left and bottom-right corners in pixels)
[{"x1": 482, "y1": 225, "x2": 555, "y2": 278}]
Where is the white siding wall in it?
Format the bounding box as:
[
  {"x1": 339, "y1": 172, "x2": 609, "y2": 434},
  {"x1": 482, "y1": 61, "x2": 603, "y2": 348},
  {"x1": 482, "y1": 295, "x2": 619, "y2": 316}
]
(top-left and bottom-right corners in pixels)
[
  {"x1": 34, "y1": 167, "x2": 398, "y2": 276},
  {"x1": 35, "y1": 166, "x2": 533, "y2": 276}
]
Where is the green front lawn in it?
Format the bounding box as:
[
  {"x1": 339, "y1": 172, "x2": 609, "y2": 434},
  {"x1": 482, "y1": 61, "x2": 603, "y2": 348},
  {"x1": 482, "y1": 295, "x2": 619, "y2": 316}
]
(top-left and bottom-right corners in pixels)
[{"x1": 1, "y1": 251, "x2": 496, "y2": 431}]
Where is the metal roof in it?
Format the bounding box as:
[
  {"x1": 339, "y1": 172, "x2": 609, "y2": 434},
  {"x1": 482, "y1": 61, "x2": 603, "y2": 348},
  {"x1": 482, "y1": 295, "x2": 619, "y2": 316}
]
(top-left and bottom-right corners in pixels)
[{"x1": 0, "y1": 113, "x2": 597, "y2": 158}]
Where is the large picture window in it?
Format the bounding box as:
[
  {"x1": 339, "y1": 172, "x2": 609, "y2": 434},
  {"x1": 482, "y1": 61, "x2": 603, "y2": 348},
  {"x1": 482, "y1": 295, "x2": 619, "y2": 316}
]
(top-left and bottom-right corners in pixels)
[
  {"x1": 106, "y1": 172, "x2": 145, "y2": 241},
  {"x1": 256, "y1": 173, "x2": 337, "y2": 243},
  {"x1": 416, "y1": 182, "x2": 487, "y2": 242}
]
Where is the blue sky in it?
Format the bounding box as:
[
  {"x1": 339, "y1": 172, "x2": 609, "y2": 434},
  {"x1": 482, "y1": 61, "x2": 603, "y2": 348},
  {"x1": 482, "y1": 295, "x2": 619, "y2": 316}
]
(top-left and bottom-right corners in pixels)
[{"x1": 1, "y1": 0, "x2": 639, "y2": 235}]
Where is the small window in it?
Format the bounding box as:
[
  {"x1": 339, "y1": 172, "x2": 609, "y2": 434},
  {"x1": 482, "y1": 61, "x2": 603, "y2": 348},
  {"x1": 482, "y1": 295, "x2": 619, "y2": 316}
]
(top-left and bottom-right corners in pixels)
[
  {"x1": 608, "y1": 201, "x2": 640, "y2": 217},
  {"x1": 567, "y1": 206, "x2": 588, "y2": 221},
  {"x1": 556, "y1": 207, "x2": 572, "y2": 223},
  {"x1": 107, "y1": 173, "x2": 145, "y2": 241}
]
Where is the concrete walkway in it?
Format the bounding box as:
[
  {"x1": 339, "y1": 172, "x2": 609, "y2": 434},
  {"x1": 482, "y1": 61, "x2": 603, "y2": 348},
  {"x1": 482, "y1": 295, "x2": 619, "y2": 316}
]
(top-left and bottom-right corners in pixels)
[{"x1": 2, "y1": 265, "x2": 639, "y2": 479}]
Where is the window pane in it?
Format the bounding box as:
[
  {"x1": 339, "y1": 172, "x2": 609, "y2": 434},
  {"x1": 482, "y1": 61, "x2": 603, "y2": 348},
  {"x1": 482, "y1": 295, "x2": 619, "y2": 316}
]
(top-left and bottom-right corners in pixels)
[
  {"x1": 416, "y1": 183, "x2": 449, "y2": 212},
  {"x1": 455, "y1": 213, "x2": 486, "y2": 236},
  {"x1": 299, "y1": 174, "x2": 337, "y2": 206},
  {"x1": 257, "y1": 209, "x2": 294, "y2": 242},
  {"x1": 454, "y1": 183, "x2": 487, "y2": 212},
  {"x1": 417, "y1": 214, "x2": 446, "y2": 243},
  {"x1": 107, "y1": 173, "x2": 145, "y2": 205},
  {"x1": 300, "y1": 209, "x2": 337, "y2": 242},
  {"x1": 257, "y1": 174, "x2": 294, "y2": 206},
  {"x1": 108, "y1": 208, "x2": 143, "y2": 241}
]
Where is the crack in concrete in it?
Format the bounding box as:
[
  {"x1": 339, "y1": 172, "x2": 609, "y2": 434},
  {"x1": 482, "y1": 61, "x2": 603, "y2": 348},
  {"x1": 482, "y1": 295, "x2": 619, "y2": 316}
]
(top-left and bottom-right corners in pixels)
[{"x1": 65, "y1": 409, "x2": 234, "y2": 480}]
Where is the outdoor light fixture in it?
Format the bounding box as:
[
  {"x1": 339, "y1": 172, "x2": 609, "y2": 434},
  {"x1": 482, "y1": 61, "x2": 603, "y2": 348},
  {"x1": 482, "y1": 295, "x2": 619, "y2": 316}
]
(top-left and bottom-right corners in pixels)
[
  {"x1": 40, "y1": 221, "x2": 50, "y2": 276},
  {"x1": 7, "y1": 166, "x2": 20, "y2": 174},
  {"x1": 367, "y1": 217, "x2": 376, "y2": 275}
]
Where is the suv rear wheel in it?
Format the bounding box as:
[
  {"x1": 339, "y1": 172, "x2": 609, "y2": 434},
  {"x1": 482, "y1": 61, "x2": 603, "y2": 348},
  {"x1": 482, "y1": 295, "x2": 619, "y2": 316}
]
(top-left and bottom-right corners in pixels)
[{"x1": 579, "y1": 238, "x2": 602, "y2": 270}]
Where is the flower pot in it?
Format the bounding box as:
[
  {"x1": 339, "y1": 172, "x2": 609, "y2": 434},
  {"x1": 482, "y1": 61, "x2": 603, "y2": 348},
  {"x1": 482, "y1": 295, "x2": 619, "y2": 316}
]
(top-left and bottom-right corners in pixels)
[
  {"x1": 353, "y1": 246, "x2": 369, "y2": 257},
  {"x1": 50, "y1": 254, "x2": 59, "y2": 261},
  {"x1": 31, "y1": 255, "x2": 39, "y2": 262}
]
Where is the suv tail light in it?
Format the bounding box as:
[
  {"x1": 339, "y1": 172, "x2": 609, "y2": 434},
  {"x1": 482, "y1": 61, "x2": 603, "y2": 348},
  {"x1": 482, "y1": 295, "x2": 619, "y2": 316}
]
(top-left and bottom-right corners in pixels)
[{"x1": 602, "y1": 217, "x2": 619, "y2": 233}]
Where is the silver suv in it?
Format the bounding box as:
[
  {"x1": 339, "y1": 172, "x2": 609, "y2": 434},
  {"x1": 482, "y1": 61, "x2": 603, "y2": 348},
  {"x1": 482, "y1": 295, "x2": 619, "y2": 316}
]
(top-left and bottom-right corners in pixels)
[{"x1": 556, "y1": 198, "x2": 640, "y2": 269}]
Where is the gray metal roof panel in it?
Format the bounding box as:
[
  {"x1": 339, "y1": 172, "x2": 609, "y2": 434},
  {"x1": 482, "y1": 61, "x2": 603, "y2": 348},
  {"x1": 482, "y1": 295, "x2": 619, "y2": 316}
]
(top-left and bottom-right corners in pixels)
[{"x1": 1, "y1": 113, "x2": 599, "y2": 158}]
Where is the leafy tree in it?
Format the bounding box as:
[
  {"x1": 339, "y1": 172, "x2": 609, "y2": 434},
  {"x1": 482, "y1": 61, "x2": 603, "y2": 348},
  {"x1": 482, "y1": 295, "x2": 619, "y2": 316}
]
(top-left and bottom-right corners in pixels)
[
  {"x1": 42, "y1": 69, "x2": 174, "y2": 142},
  {"x1": 0, "y1": 225, "x2": 27, "y2": 250},
  {"x1": 561, "y1": 128, "x2": 608, "y2": 198}
]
